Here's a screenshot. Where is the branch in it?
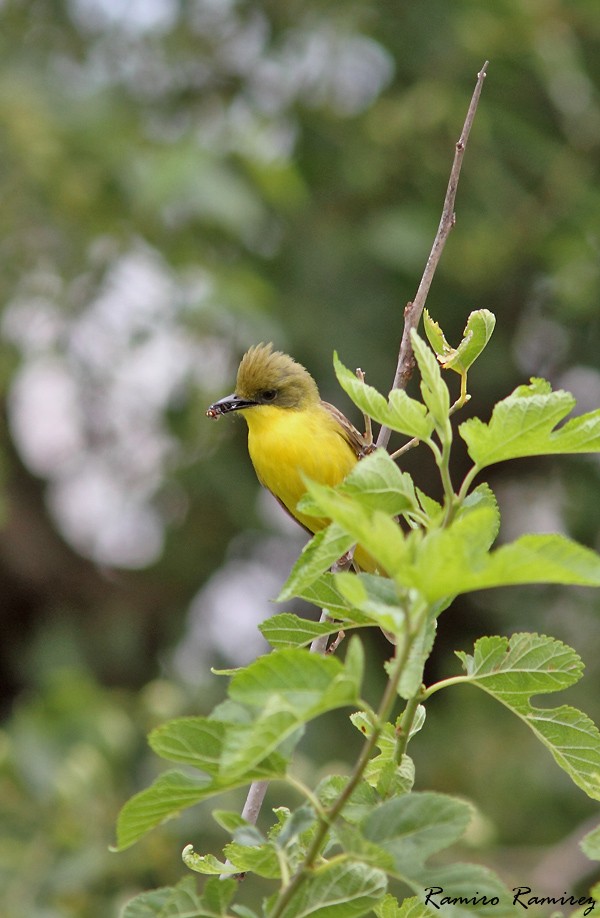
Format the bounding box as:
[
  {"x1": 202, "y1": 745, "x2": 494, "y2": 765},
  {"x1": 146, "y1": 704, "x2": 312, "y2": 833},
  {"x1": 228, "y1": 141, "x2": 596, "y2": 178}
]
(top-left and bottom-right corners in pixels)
[
  {"x1": 376, "y1": 60, "x2": 489, "y2": 451},
  {"x1": 227, "y1": 60, "x2": 489, "y2": 872}
]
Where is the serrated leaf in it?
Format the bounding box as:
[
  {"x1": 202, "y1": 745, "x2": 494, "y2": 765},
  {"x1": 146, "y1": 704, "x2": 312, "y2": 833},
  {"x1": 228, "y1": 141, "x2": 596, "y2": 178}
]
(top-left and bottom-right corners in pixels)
[
  {"x1": 411, "y1": 331, "x2": 450, "y2": 427},
  {"x1": 277, "y1": 523, "x2": 355, "y2": 600},
  {"x1": 454, "y1": 634, "x2": 600, "y2": 799},
  {"x1": 334, "y1": 572, "x2": 408, "y2": 636},
  {"x1": 386, "y1": 389, "x2": 434, "y2": 441},
  {"x1": 182, "y1": 846, "x2": 232, "y2": 876},
  {"x1": 460, "y1": 377, "x2": 600, "y2": 469},
  {"x1": 361, "y1": 794, "x2": 514, "y2": 916},
  {"x1": 362, "y1": 793, "x2": 471, "y2": 871},
  {"x1": 317, "y1": 774, "x2": 380, "y2": 825},
  {"x1": 149, "y1": 718, "x2": 226, "y2": 772},
  {"x1": 406, "y1": 509, "x2": 600, "y2": 602},
  {"x1": 212, "y1": 809, "x2": 249, "y2": 834},
  {"x1": 219, "y1": 649, "x2": 361, "y2": 776},
  {"x1": 228, "y1": 648, "x2": 360, "y2": 712},
  {"x1": 397, "y1": 617, "x2": 437, "y2": 699},
  {"x1": 375, "y1": 894, "x2": 438, "y2": 918},
  {"x1": 259, "y1": 612, "x2": 349, "y2": 650},
  {"x1": 298, "y1": 480, "x2": 408, "y2": 578},
  {"x1": 222, "y1": 840, "x2": 281, "y2": 878},
  {"x1": 580, "y1": 823, "x2": 600, "y2": 861},
  {"x1": 349, "y1": 713, "x2": 415, "y2": 796},
  {"x1": 423, "y1": 310, "x2": 450, "y2": 357},
  {"x1": 271, "y1": 803, "x2": 317, "y2": 849},
  {"x1": 419, "y1": 864, "x2": 517, "y2": 917},
  {"x1": 115, "y1": 771, "x2": 221, "y2": 851},
  {"x1": 115, "y1": 751, "x2": 287, "y2": 851},
  {"x1": 334, "y1": 351, "x2": 392, "y2": 426},
  {"x1": 120, "y1": 875, "x2": 234, "y2": 918},
  {"x1": 415, "y1": 488, "x2": 442, "y2": 519},
  {"x1": 297, "y1": 573, "x2": 373, "y2": 623},
  {"x1": 275, "y1": 859, "x2": 387, "y2": 918},
  {"x1": 334, "y1": 352, "x2": 433, "y2": 440},
  {"x1": 337, "y1": 449, "x2": 419, "y2": 515},
  {"x1": 425, "y1": 309, "x2": 496, "y2": 375}
]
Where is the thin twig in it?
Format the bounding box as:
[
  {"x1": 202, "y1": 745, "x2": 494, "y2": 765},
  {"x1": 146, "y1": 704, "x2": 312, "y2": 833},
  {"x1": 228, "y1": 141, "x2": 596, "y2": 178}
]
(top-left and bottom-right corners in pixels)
[{"x1": 377, "y1": 61, "x2": 488, "y2": 452}]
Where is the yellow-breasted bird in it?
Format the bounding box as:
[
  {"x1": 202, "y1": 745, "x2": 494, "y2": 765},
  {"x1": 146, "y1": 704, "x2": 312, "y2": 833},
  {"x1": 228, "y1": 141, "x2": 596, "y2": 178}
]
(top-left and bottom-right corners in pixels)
[{"x1": 207, "y1": 343, "x2": 377, "y2": 571}]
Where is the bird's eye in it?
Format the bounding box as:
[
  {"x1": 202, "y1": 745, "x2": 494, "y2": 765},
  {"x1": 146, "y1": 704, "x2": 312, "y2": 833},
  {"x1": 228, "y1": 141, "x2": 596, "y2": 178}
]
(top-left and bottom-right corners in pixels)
[{"x1": 261, "y1": 389, "x2": 277, "y2": 402}]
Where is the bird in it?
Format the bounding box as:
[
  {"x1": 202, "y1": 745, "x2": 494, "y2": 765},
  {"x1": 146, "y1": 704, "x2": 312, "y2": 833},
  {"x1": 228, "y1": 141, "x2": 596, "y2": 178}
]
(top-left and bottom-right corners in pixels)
[{"x1": 206, "y1": 342, "x2": 377, "y2": 572}]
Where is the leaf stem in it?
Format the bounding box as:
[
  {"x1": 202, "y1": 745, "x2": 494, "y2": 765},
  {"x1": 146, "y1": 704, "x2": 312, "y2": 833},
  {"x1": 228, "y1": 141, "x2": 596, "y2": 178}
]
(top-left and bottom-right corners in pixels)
[{"x1": 421, "y1": 675, "x2": 470, "y2": 700}]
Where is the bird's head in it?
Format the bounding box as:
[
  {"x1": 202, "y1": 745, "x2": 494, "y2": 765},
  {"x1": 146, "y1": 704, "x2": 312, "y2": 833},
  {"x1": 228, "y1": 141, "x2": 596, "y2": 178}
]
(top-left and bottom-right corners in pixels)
[{"x1": 206, "y1": 343, "x2": 320, "y2": 418}]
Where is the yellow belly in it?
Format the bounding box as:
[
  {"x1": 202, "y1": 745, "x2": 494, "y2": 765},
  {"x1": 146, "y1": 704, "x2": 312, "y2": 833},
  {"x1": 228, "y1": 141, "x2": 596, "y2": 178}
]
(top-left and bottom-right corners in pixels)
[{"x1": 242, "y1": 404, "x2": 357, "y2": 533}]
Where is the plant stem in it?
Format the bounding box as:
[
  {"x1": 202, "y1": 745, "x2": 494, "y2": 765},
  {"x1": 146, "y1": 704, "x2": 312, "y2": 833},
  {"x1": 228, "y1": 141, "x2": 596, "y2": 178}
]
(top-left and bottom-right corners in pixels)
[{"x1": 270, "y1": 626, "x2": 418, "y2": 917}]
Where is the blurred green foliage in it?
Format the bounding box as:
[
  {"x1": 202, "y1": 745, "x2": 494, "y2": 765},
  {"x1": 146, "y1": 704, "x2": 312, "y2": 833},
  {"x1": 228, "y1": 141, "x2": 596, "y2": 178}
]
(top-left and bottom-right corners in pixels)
[{"x1": 1, "y1": 0, "x2": 599, "y2": 914}]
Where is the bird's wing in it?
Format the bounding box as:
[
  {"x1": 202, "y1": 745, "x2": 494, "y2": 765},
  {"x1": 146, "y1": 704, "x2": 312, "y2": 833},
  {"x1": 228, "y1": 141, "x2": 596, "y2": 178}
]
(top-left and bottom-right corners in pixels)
[{"x1": 320, "y1": 400, "x2": 375, "y2": 459}]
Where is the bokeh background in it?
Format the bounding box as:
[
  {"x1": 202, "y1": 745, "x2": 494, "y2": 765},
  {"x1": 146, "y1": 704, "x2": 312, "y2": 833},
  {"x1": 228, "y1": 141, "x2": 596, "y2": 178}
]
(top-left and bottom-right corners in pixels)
[{"x1": 1, "y1": 1, "x2": 599, "y2": 915}]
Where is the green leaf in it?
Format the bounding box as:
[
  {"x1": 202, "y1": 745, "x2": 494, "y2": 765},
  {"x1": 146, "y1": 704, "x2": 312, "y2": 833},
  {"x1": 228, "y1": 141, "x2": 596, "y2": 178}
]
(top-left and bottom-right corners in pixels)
[
  {"x1": 212, "y1": 809, "x2": 249, "y2": 834},
  {"x1": 349, "y1": 712, "x2": 416, "y2": 797},
  {"x1": 337, "y1": 449, "x2": 418, "y2": 516},
  {"x1": 581, "y1": 823, "x2": 600, "y2": 861},
  {"x1": 454, "y1": 634, "x2": 600, "y2": 799},
  {"x1": 385, "y1": 389, "x2": 435, "y2": 441},
  {"x1": 425, "y1": 309, "x2": 496, "y2": 374},
  {"x1": 423, "y1": 310, "x2": 449, "y2": 357},
  {"x1": 299, "y1": 480, "x2": 408, "y2": 578},
  {"x1": 406, "y1": 508, "x2": 600, "y2": 602},
  {"x1": 411, "y1": 331, "x2": 450, "y2": 428},
  {"x1": 115, "y1": 764, "x2": 284, "y2": 851},
  {"x1": 271, "y1": 803, "x2": 317, "y2": 850},
  {"x1": 149, "y1": 718, "x2": 227, "y2": 772},
  {"x1": 415, "y1": 488, "x2": 442, "y2": 520},
  {"x1": 571, "y1": 882, "x2": 600, "y2": 918},
  {"x1": 316, "y1": 775, "x2": 380, "y2": 824},
  {"x1": 334, "y1": 573, "x2": 408, "y2": 637},
  {"x1": 259, "y1": 613, "x2": 348, "y2": 649},
  {"x1": 375, "y1": 894, "x2": 438, "y2": 918},
  {"x1": 115, "y1": 771, "x2": 215, "y2": 851},
  {"x1": 361, "y1": 794, "x2": 514, "y2": 916},
  {"x1": 460, "y1": 377, "x2": 600, "y2": 469},
  {"x1": 222, "y1": 840, "x2": 281, "y2": 878},
  {"x1": 218, "y1": 649, "x2": 362, "y2": 776},
  {"x1": 275, "y1": 859, "x2": 387, "y2": 918},
  {"x1": 228, "y1": 648, "x2": 360, "y2": 712},
  {"x1": 182, "y1": 846, "x2": 232, "y2": 876},
  {"x1": 333, "y1": 351, "x2": 392, "y2": 426},
  {"x1": 396, "y1": 616, "x2": 436, "y2": 699},
  {"x1": 121, "y1": 875, "x2": 236, "y2": 918},
  {"x1": 334, "y1": 352, "x2": 433, "y2": 440},
  {"x1": 296, "y1": 573, "x2": 374, "y2": 623},
  {"x1": 277, "y1": 523, "x2": 355, "y2": 601},
  {"x1": 362, "y1": 793, "x2": 471, "y2": 870}
]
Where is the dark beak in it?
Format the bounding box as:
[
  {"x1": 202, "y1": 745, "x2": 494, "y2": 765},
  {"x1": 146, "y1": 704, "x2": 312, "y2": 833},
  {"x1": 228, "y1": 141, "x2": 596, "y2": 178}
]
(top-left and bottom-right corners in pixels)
[{"x1": 206, "y1": 393, "x2": 257, "y2": 418}]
